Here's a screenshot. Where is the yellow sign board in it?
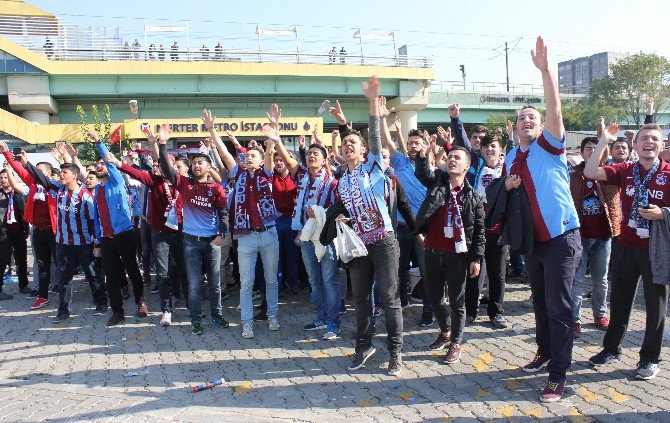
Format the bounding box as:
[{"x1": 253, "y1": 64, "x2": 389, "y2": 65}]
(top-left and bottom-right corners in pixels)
[{"x1": 124, "y1": 117, "x2": 324, "y2": 140}]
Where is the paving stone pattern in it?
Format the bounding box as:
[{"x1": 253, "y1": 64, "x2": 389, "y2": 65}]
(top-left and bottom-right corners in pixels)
[{"x1": 0, "y1": 261, "x2": 669, "y2": 422}]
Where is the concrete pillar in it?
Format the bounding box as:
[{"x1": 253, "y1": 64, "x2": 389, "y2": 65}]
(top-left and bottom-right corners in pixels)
[
  {"x1": 398, "y1": 109, "x2": 417, "y2": 133},
  {"x1": 21, "y1": 110, "x2": 50, "y2": 124}
]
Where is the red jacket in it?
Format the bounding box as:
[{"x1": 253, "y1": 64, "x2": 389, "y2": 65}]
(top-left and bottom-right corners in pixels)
[{"x1": 3, "y1": 151, "x2": 57, "y2": 233}]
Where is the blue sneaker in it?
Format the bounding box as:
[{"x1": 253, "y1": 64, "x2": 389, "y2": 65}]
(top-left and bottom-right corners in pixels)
[
  {"x1": 322, "y1": 323, "x2": 341, "y2": 340},
  {"x1": 589, "y1": 349, "x2": 620, "y2": 367},
  {"x1": 304, "y1": 320, "x2": 327, "y2": 331}
]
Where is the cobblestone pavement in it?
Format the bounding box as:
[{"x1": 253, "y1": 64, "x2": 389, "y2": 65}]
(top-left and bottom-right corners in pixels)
[{"x1": 0, "y1": 266, "x2": 669, "y2": 423}]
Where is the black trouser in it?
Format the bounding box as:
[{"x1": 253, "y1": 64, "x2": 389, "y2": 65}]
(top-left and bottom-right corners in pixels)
[
  {"x1": 0, "y1": 229, "x2": 29, "y2": 289},
  {"x1": 152, "y1": 230, "x2": 185, "y2": 312},
  {"x1": 465, "y1": 233, "x2": 508, "y2": 319},
  {"x1": 348, "y1": 234, "x2": 403, "y2": 354},
  {"x1": 55, "y1": 243, "x2": 107, "y2": 314},
  {"x1": 603, "y1": 244, "x2": 669, "y2": 363},
  {"x1": 397, "y1": 224, "x2": 432, "y2": 313},
  {"x1": 525, "y1": 229, "x2": 582, "y2": 384},
  {"x1": 425, "y1": 249, "x2": 468, "y2": 344},
  {"x1": 101, "y1": 229, "x2": 144, "y2": 314},
  {"x1": 33, "y1": 228, "x2": 56, "y2": 299}
]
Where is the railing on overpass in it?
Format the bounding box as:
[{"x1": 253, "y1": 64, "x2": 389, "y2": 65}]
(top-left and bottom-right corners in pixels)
[
  {"x1": 0, "y1": 16, "x2": 432, "y2": 68},
  {"x1": 431, "y1": 80, "x2": 544, "y2": 93},
  {"x1": 24, "y1": 46, "x2": 433, "y2": 67}
]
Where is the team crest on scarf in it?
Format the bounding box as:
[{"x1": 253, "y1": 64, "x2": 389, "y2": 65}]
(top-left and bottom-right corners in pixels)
[
  {"x1": 338, "y1": 162, "x2": 388, "y2": 244},
  {"x1": 232, "y1": 168, "x2": 278, "y2": 234},
  {"x1": 656, "y1": 173, "x2": 667, "y2": 186}
]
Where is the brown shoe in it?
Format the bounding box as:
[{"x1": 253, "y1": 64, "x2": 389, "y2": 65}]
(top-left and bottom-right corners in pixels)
[
  {"x1": 107, "y1": 311, "x2": 125, "y2": 326},
  {"x1": 443, "y1": 343, "x2": 461, "y2": 364},
  {"x1": 428, "y1": 332, "x2": 451, "y2": 351},
  {"x1": 138, "y1": 302, "x2": 148, "y2": 317}
]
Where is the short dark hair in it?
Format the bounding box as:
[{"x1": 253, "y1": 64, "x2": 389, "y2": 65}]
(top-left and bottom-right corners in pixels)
[
  {"x1": 246, "y1": 146, "x2": 265, "y2": 157},
  {"x1": 580, "y1": 136, "x2": 599, "y2": 153},
  {"x1": 60, "y1": 162, "x2": 80, "y2": 176},
  {"x1": 518, "y1": 105, "x2": 544, "y2": 122},
  {"x1": 0, "y1": 169, "x2": 6, "y2": 176},
  {"x1": 36, "y1": 162, "x2": 53, "y2": 173},
  {"x1": 174, "y1": 156, "x2": 190, "y2": 168},
  {"x1": 51, "y1": 168, "x2": 61, "y2": 177},
  {"x1": 341, "y1": 129, "x2": 367, "y2": 148},
  {"x1": 407, "y1": 129, "x2": 422, "y2": 138},
  {"x1": 447, "y1": 145, "x2": 471, "y2": 165},
  {"x1": 470, "y1": 125, "x2": 489, "y2": 136},
  {"x1": 189, "y1": 152, "x2": 212, "y2": 164},
  {"x1": 306, "y1": 143, "x2": 328, "y2": 160},
  {"x1": 480, "y1": 134, "x2": 502, "y2": 148}
]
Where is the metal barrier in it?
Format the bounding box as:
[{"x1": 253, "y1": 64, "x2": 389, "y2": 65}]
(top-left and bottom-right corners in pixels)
[{"x1": 430, "y1": 80, "x2": 545, "y2": 93}]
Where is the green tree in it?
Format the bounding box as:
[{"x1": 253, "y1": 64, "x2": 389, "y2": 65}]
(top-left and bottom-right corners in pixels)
[
  {"x1": 76, "y1": 104, "x2": 129, "y2": 164},
  {"x1": 562, "y1": 97, "x2": 628, "y2": 131},
  {"x1": 588, "y1": 53, "x2": 670, "y2": 128},
  {"x1": 484, "y1": 112, "x2": 515, "y2": 151}
]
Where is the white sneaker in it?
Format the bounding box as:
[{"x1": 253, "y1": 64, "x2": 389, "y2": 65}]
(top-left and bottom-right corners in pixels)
[
  {"x1": 160, "y1": 312, "x2": 172, "y2": 327},
  {"x1": 242, "y1": 323, "x2": 254, "y2": 339},
  {"x1": 268, "y1": 315, "x2": 280, "y2": 331}
]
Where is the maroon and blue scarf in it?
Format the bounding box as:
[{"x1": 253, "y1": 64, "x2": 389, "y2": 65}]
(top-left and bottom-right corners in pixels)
[{"x1": 232, "y1": 167, "x2": 278, "y2": 235}]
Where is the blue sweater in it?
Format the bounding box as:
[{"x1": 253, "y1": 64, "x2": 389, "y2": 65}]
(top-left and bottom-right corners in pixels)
[
  {"x1": 93, "y1": 142, "x2": 133, "y2": 239},
  {"x1": 451, "y1": 116, "x2": 486, "y2": 189}
]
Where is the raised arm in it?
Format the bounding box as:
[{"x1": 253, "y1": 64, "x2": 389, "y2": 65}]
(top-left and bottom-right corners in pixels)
[
  {"x1": 157, "y1": 124, "x2": 178, "y2": 185},
  {"x1": 645, "y1": 97, "x2": 654, "y2": 124},
  {"x1": 297, "y1": 135, "x2": 307, "y2": 166},
  {"x1": 274, "y1": 138, "x2": 300, "y2": 176},
  {"x1": 362, "y1": 75, "x2": 381, "y2": 154},
  {"x1": 584, "y1": 118, "x2": 617, "y2": 181},
  {"x1": 3, "y1": 162, "x2": 26, "y2": 195},
  {"x1": 0, "y1": 144, "x2": 35, "y2": 186},
  {"x1": 63, "y1": 143, "x2": 86, "y2": 183},
  {"x1": 532, "y1": 36, "x2": 563, "y2": 140},
  {"x1": 330, "y1": 131, "x2": 346, "y2": 164},
  {"x1": 414, "y1": 143, "x2": 437, "y2": 187},
  {"x1": 379, "y1": 96, "x2": 398, "y2": 157},
  {"x1": 393, "y1": 115, "x2": 408, "y2": 156},
  {"x1": 449, "y1": 103, "x2": 472, "y2": 152},
  {"x1": 89, "y1": 130, "x2": 124, "y2": 185},
  {"x1": 201, "y1": 109, "x2": 236, "y2": 172}
]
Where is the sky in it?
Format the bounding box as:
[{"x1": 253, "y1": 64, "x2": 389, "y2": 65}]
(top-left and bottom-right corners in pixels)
[{"x1": 29, "y1": 0, "x2": 670, "y2": 86}]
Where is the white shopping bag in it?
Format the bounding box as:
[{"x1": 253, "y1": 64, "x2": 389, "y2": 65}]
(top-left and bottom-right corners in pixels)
[{"x1": 334, "y1": 220, "x2": 368, "y2": 263}]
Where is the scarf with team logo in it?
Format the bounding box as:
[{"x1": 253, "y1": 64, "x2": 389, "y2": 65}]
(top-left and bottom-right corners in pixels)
[
  {"x1": 5, "y1": 189, "x2": 16, "y2": 224},
  {"x1": 629, "y1": 160, "x2": 660, "y2": 238},
  {"x1": 338, "y1": 161, "x2": 388, "y2": 244},
  {"x1": 444, "y1": 183, "x2": 467, "y2": 253},
  {"x1": 33, "y1": 185, "x2": 46, "y2": 201},
  {"x1": 291, "y1": 167, "x2": 335, "y2": 230},
  {"x1": 232, "y1": 167, "x2": 278, "y2": 234}
]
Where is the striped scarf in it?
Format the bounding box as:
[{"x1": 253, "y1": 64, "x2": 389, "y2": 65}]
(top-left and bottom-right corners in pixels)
[
  {"x1": 339, "y1": 162, "x2": 388, "y2": 244},
  {"x1": 5, "y1": 189, "x2": 15, "y2": 224},
  {"x1": 444, "y1": 183, "x2": 467, "y2": 253},
  {"x1": 291, "y1": 167, "x2": 335, "y2": 230},
  {"x1": 232, "y1": 167, "x2": 278, "y2": 234}
]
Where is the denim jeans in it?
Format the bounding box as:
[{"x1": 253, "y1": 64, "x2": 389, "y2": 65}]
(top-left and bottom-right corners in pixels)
[
  {"x1": 152, "y1": 230, "x2": 185, "y2": 313},
  {"x1": 276, "y1": 215, "x2": 299, "y2": 291},
  {"x1": 301, "y1": 240, "x2": 340, "y2": 326},
  {"x1": 183, "y1": 234, "x2": 222, "y2": 325},
  {"x1": 238, "y1": 227, "x2": 279, "y2": 324},
  {"x1": 572, "y1": 236, "x2": 611, "y2": 323}
]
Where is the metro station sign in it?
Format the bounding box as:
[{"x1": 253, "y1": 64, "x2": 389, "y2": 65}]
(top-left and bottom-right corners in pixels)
[{"x1": 125, "y1": 117, "x2": 323, "y2": 139}]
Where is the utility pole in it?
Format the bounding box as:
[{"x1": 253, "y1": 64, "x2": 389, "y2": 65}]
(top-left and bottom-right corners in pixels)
[{"x1": 504, "y1": 42, "x2": 510, "y2": 92}]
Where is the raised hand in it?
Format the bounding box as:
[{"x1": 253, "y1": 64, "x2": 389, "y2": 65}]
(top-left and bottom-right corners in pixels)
[
  {"x1": 379, "y1": 96, "x2": 395, "y2": 118},
  {"x1": 0, "y1": 141, "x2": 8, "y2": 154},
  {"x1": 495, "y1": 127, "x2": 503, "y2": 139},
  {"x1": 329, "y1": 99, "x2": 347, "y2": 125},
  {"x1": 201, "y1": 109, "x2": 215, "y2": 131},
  {"x1": 225, "y1": 130, "x2": 240, "y2": 146},
  {"x1": 157, "y1": 123, "x2": 172, "y2": 145},
  {"x1": 624, "y1": 130, "x2": 635, "y2": 142},
  {"x1": 361, "y1": 75, "x2": 380, "y2": 101},
  {"x1": 448, "y1": 103, "x2": 460, "y2": 119},
  {"x1": 298, "y1": 135, "x2": 306, "y2": 149},
  {"x1": 144, "y1": 126, "x2": 157, "y2": 144},
  {"x1": 64, "y1": 143, "x2": 77, "y2": 158},
  {"x1": 531, "y1": 36, "x2": 549, "y2": 71},
  {"x1": 261, "y1": 124, "x2": 280, "y2": 141},
  {"x1": 267, "y1": 103, "x2": 282, "y2": 129},
  {"x1": 506, "y1": 120, "x2": 515, "y2": 139},
  {"x1": 597, "y1": 117, "x2": 618, "y2": 144},
  {"x1": 646, "y1": 97, "x2": 654, "y2": 115},
  {"x1": 87, "y1": 129, "x2": 100, "y2": 142},
  {"x1": 201, "y1": 137, "x2": 213, "y2": 152},
  {"x1": 393, "y1": 115, "x2": 402, "y2": 133},
  {"x1": 50, "y1": 146, "x2": 63, "y2": 164},
  {"x1": 105, "y1": 151, "x2": 122, "y2": 168}
]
